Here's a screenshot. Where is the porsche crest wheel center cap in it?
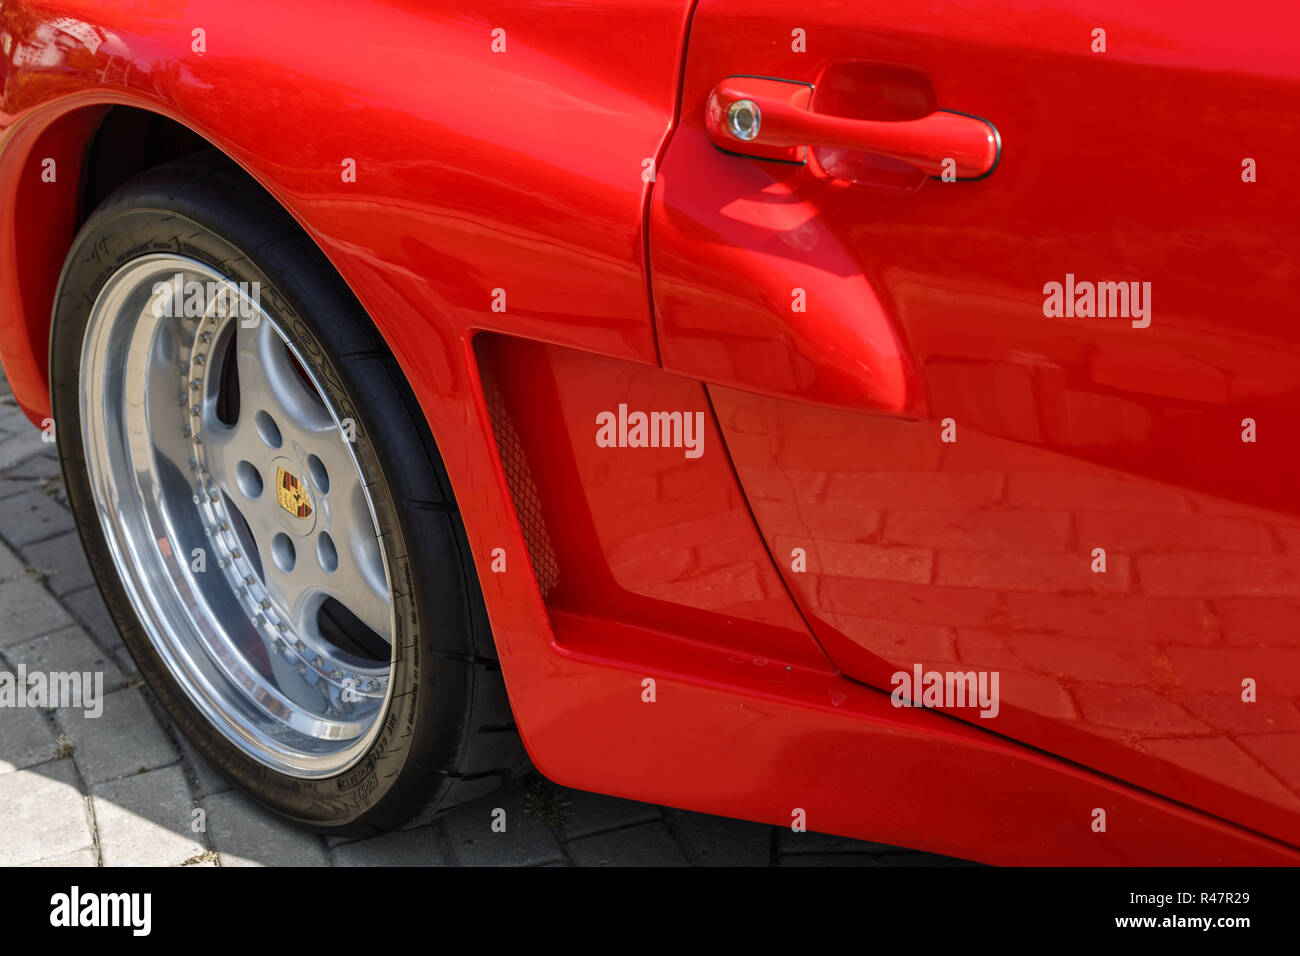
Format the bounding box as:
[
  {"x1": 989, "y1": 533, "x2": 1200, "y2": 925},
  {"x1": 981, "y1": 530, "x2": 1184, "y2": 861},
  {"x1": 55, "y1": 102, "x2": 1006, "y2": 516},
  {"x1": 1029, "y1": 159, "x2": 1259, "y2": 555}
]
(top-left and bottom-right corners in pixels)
[{"x1": 272, "y1": 456, "x2": 316, "y2": 534}]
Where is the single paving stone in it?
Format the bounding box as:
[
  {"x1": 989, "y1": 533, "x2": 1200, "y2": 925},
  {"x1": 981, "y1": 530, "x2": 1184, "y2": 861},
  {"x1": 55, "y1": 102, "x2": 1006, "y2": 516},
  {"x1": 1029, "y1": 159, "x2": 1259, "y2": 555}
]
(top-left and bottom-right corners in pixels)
[
  {"x1": 0, "y1": 537, "x2": 24, "y2": 580},
  {"x1": 92, "y1": 765, "x2": 204, "y2": 866},
  {"x1": 0, "y1": 577, "x2": 76, "y2": 647},
  {"x1": 55, "y1": 688, "x2": 178, "y2": 785},
  {"x1": 60, "y1": 587, "x2": 127, "y2": 659},
  {"x1": 2, "y1": 454, "x2": 61, "y2": 486},
  {"x1": 565, "y1": 820, "x2": 690, "y2": 867},
  {"x1": 443, "y1": 788, "x2": 565, "y2": 866},
  {"x1": 0, "y1": 487, "x2": 73, "y2": 547},
  {"x1": 22, "y1": 847, "x2": 98, "y2": 867},
  {"x1": 332, "y1": 826, "x2": 449, "y2": 866},
  {"x1": 664, "y1": 809, "x2": 771, "y2": 866},
  {"x1": 5, "y1": 626, "x2": 124, "y2": 689},
  {"x1": 552, "y1": 786, "x2": 661, "y2": 841},
  {"x1": 0, "y1": 433, "x2": 50, "y2": 473},
  {"x1": 0, "y1": 705, "x2": 59, "y2": 774},
  {"x1": 203, "y1": 790, "x2": 329, "y2": 867},
  {"x1": 19, "y1": 531, "x2": 94, "y2": 596},
  {"x1": 0, "y1": 479, "x2": 39, "y2": 501},
  {"x1": 0, "y1": 758, "x2": 94, "y2": 866}
]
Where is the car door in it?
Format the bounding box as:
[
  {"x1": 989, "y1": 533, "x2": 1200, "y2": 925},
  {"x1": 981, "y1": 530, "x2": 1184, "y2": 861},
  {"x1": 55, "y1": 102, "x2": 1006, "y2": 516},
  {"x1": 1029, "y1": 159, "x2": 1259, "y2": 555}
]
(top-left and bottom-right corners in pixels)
[{"x1": 649, "y1": 0, "x2": 1300, "y2": 845}]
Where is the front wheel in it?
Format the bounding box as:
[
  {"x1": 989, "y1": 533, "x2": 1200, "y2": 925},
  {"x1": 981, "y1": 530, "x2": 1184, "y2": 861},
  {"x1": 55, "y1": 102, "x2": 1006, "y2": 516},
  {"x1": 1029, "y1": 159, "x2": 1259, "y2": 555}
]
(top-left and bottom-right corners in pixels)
[{"x1": 51, "y1": 153, "x2": 527, "y2": 834}]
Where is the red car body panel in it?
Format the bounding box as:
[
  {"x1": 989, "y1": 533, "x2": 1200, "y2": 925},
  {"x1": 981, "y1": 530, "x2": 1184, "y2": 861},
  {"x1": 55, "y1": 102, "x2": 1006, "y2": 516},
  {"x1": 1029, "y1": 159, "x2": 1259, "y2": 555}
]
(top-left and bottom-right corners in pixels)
[
  {"x1": 653, "y1": 0, "x2": 1300, "y2": 849},
  {"x1": 1, "y1": 0, "x2": 1297, "y2": 863},
  {"x1": 476, "y1": 334, "x2": 833, "y2": 670}
]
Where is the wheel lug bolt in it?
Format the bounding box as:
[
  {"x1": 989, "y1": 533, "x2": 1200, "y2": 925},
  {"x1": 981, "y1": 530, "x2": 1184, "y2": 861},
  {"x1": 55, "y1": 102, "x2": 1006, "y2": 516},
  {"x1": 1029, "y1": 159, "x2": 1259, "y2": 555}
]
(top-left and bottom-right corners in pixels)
[
  {"x1": 260, "y1": 599, "x2": 271, "y2": 610},
  {"x1": 191, "y1": 379, "x2": 202, "y2": 390},
  {"x1": 193, "y1": 355, "x2": 206, "y2": 366}
]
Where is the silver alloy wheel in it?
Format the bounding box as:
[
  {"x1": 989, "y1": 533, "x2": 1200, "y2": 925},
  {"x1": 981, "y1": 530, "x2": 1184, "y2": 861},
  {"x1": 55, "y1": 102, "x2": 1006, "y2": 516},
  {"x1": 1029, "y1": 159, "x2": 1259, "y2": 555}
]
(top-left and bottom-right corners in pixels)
[{"x1": 79, "y1": 253, "x2": 394, "y2": 777}]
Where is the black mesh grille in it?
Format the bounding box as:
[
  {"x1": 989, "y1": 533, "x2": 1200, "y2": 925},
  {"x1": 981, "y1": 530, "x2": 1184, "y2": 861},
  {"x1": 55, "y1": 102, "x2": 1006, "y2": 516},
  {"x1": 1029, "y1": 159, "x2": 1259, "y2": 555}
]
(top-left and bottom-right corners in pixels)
[{"x1": 480, "y1": 364, "x2": 560, "y2": 599}]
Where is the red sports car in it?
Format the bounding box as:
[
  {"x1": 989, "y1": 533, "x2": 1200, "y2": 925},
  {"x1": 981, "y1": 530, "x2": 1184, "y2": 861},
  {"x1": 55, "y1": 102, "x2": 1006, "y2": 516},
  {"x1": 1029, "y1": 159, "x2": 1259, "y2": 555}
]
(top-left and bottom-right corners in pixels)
[{"x1": 1, "y1": 0, "x2": 1296, "y2": 865}]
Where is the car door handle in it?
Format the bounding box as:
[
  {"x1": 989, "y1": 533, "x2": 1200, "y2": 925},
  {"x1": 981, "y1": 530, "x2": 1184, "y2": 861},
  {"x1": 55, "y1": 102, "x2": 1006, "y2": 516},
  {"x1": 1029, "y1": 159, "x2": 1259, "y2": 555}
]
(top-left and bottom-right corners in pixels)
[{"x1": 706, "y1": 76, "x2": 999, "y2": 180}]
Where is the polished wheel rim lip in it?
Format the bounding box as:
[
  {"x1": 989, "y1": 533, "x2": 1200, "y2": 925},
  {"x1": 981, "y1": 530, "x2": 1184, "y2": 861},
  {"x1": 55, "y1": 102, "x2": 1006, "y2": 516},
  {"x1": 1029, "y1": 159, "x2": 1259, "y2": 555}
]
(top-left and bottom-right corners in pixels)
[{"x1": 79, "y1": 253, "x2": 396, "y2": 778}]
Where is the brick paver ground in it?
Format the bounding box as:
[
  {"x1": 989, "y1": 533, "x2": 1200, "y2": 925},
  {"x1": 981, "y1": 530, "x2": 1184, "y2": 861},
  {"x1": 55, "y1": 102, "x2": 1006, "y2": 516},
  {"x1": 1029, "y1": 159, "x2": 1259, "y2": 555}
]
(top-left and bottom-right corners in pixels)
[{"x1": 0, "y1": 366, "x2": 959, "y2": 867}]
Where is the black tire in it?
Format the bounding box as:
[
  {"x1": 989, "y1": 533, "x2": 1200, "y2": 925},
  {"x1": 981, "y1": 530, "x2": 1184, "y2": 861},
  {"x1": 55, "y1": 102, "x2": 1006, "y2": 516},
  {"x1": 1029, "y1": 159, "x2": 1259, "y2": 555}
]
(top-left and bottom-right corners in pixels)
[{"x1": 50, "y1": 150, "x2": 529, "y2": 835}]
